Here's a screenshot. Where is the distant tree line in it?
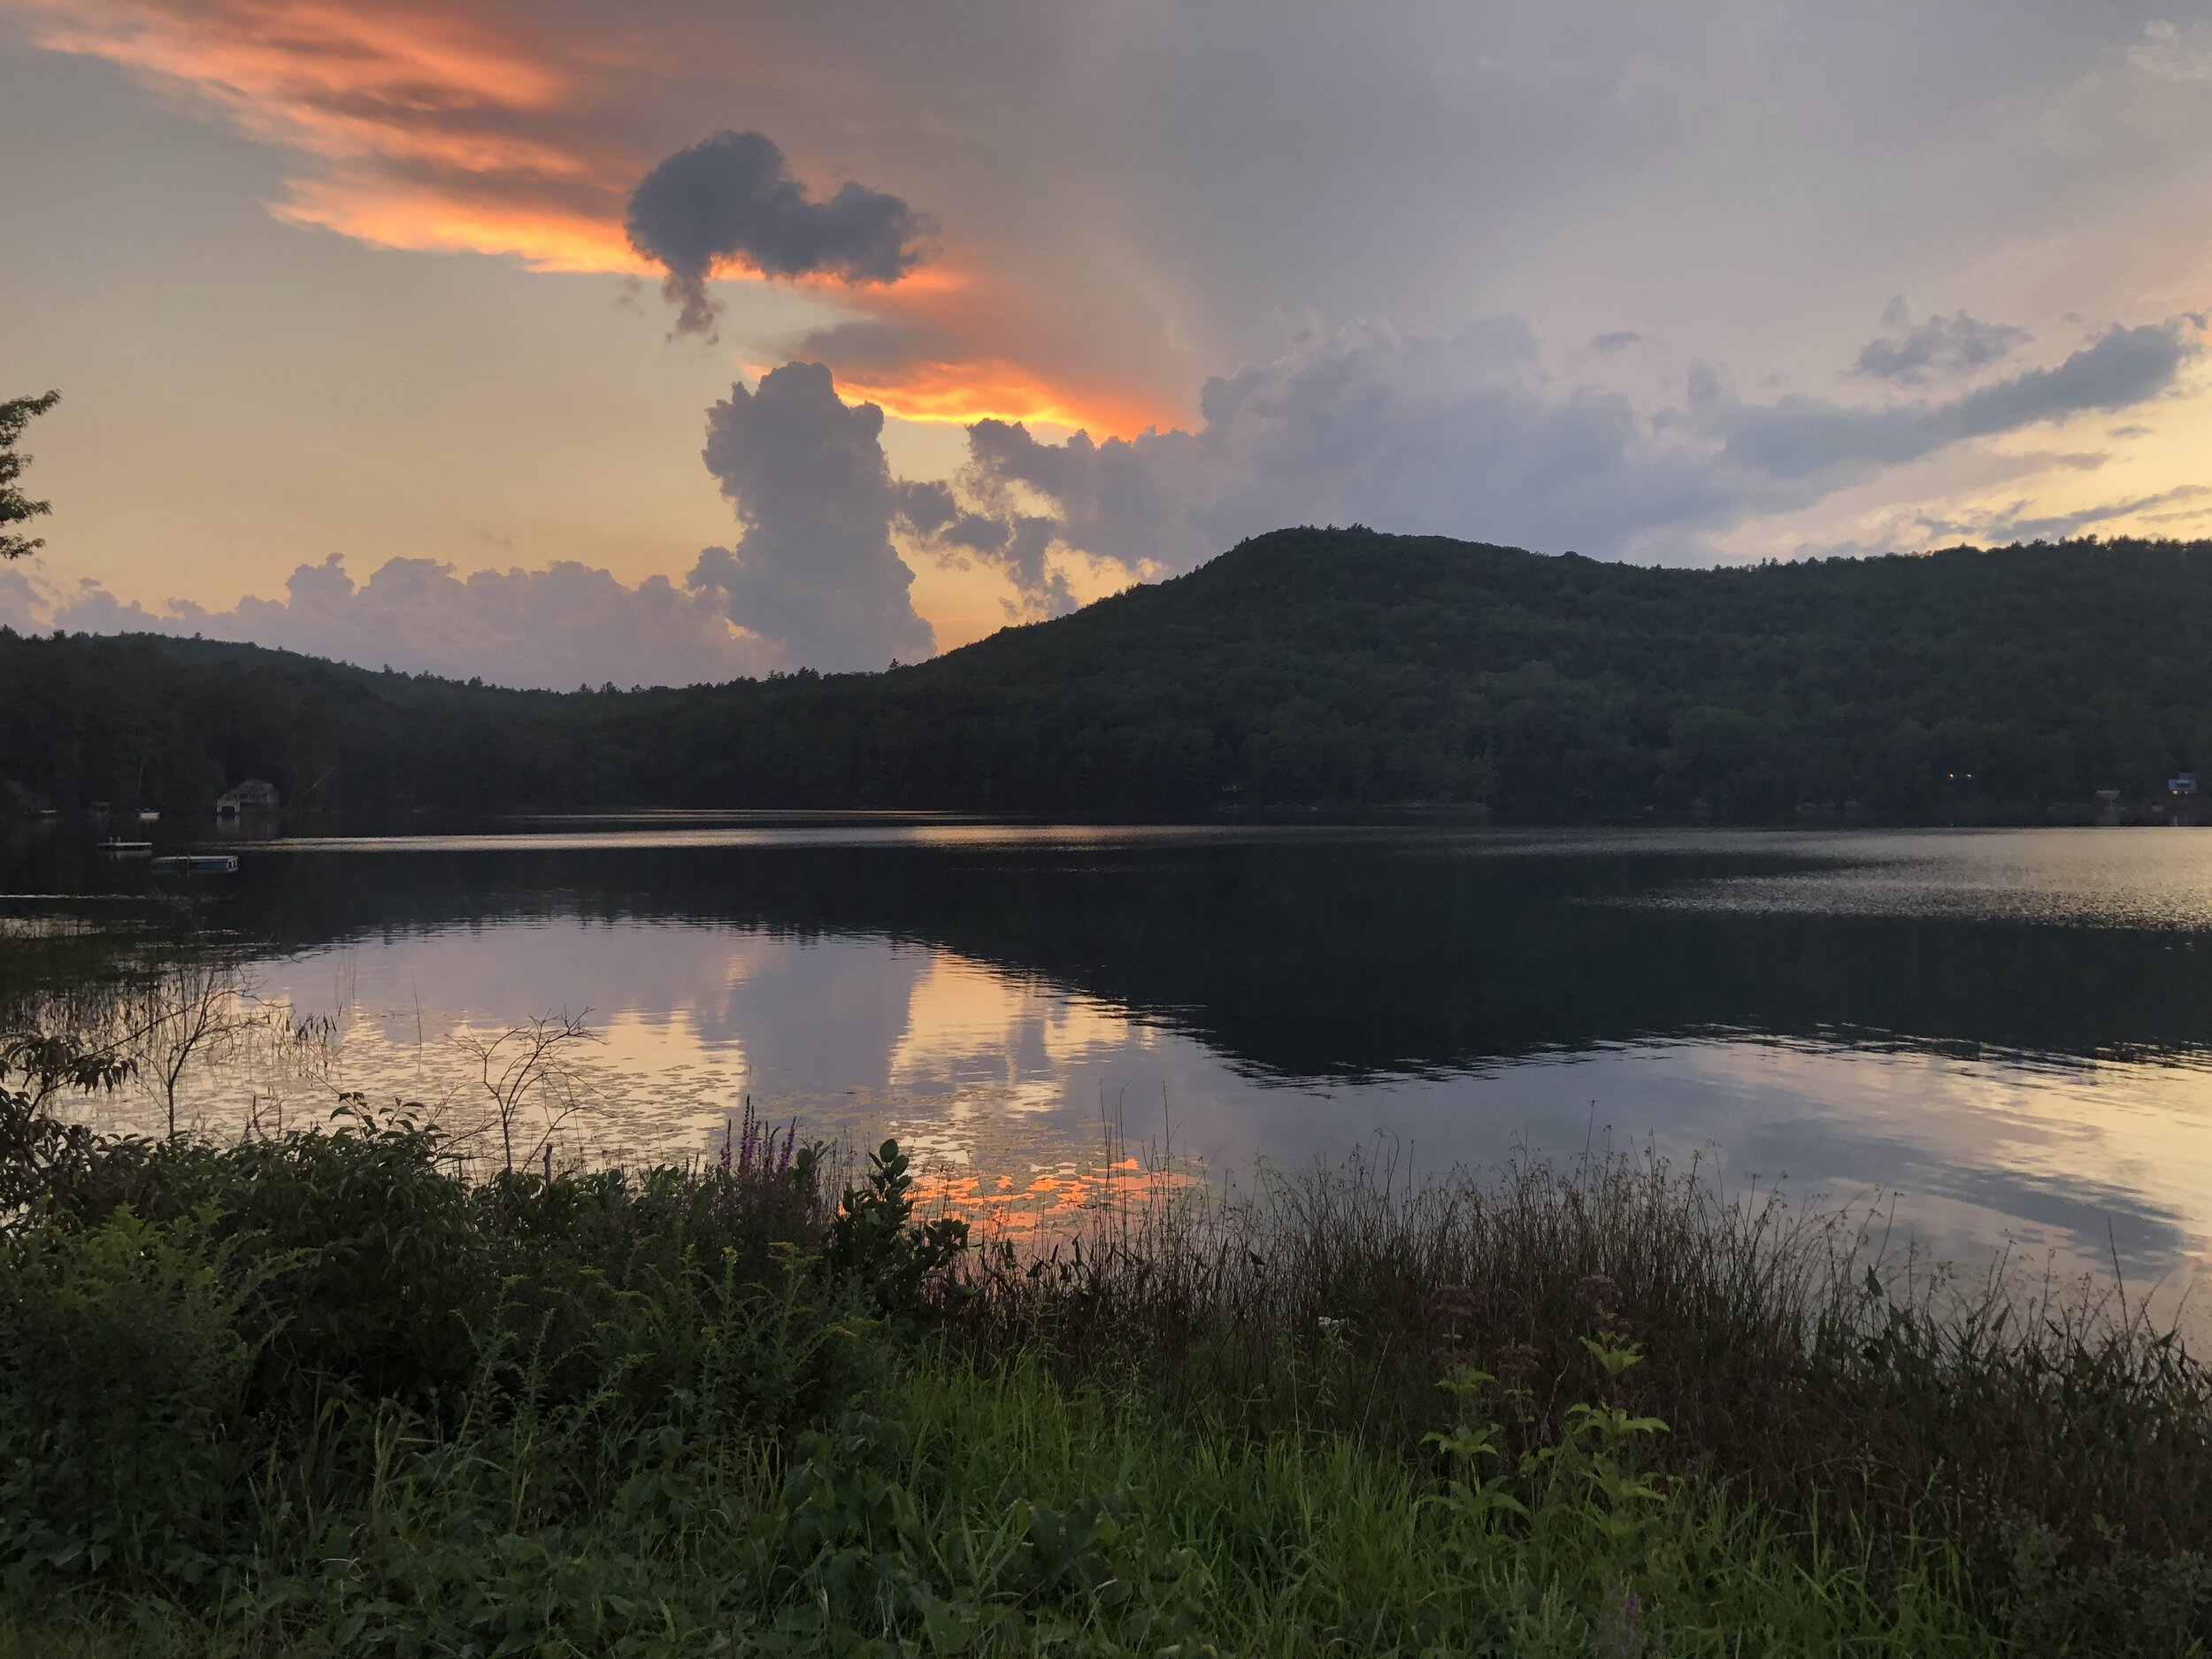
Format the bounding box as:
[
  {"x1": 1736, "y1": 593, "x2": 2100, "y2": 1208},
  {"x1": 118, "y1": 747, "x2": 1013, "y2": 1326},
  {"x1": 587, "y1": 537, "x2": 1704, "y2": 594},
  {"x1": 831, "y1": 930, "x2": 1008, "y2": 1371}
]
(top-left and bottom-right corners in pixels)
[{"x1": 5, "y1": 528, "x2": 2212, "y2": 825}]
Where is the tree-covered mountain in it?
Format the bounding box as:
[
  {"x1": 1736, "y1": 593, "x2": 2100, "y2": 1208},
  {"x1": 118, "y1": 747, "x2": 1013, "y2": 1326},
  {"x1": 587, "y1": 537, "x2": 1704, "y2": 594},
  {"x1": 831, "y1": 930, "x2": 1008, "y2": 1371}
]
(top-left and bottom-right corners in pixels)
[{"x1": 5, "y1": 527, "x2": 2211, "y2": 823}]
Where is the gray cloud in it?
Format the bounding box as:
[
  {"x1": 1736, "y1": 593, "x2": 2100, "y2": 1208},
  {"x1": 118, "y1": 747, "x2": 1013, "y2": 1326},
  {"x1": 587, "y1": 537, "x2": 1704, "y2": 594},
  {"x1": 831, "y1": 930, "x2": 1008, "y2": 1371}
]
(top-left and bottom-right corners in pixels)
[
  {"x1": 626, "y1": 130, "x2": 933, "y2": 339},
  {"x1": 942, "y1": 313, "x2": 2200, "y2": 572},
  {"x1": 1589, "y1": 331, "x2": 1646, "y2": 355},
  {"x1": 946, "y1": 318, "x2": 1727, "y2": 570},
  {"x1": 1855, "y1": 302, "x2": 2031, "y2": 382},
  {"x1": 891, "y1": 479, "x2": 960, "y2": 540},
  {"x1": 690, "y1": 362, "x2": 935, "y2": 672},
  {"x1": 885, "y1": 477, "x2": 1071, "y2": 615},
  {"x1": 1719, "y1": 319, "x2": 2198, "y2": 485},
  {"x1": 1941, "y1": 320, "x2": 2195, "y2": 434},
  {"x1": 42, "y1": 556, "x2": 769, "y2": 689}
]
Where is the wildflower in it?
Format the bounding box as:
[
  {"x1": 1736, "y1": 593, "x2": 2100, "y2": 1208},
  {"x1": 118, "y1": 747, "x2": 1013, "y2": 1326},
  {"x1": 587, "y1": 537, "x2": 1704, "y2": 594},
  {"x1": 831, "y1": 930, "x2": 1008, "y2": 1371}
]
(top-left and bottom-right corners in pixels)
[
  {"x1": 1615, "y1": 1586, "x2": 1644, "y2": 1657},
  {"x1": 1431, "y1": 1283, "x2": 1478, "y2": 1329},
  {"x1": 1578, "y1": 1271, "x2": 1631, "y2": 1336},
  {"x1": 1576, "y1": 1272, "x2": 1623, "y2": 1316},
  {"x1": 1497, "y1": 1340, "x2": 1540, "y2": 1383}
]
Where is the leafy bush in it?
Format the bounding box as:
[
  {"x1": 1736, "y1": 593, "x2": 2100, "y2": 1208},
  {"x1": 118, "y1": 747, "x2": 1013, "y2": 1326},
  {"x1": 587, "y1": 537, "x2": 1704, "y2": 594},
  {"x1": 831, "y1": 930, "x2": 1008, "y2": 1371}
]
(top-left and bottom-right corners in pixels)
[
  {"x1": 825, "y1": 1140, "x2": 971, "y2": 1327},
  {"x1": 42, "y1": 1105, "x2": 499, "y2": 1408},
  {"x1": 0, "y1": 1210, "x2": 271, "y2": 1584}
]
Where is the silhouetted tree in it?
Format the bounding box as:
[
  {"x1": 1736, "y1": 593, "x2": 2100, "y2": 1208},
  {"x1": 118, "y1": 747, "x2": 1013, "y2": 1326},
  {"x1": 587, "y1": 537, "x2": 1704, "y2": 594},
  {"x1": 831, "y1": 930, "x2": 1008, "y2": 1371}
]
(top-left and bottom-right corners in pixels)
[{"x1": 0, "y1": 389, "x2": 60, "y2": 561}]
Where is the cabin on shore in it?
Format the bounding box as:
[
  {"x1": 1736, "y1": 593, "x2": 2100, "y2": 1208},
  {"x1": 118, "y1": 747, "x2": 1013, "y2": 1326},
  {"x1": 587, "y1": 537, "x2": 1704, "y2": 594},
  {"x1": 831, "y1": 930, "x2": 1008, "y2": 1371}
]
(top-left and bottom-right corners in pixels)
[{"x1": 216, "y1": 779, "x2": 280, "y2": 816}]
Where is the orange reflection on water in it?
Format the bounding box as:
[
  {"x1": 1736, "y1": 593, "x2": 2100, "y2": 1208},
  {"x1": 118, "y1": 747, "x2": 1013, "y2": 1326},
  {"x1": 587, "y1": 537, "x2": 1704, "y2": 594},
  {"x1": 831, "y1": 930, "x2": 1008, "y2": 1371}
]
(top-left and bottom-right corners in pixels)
[{"x1": 912, "y1": 1155, "x2": 1205, "y2": 1237}]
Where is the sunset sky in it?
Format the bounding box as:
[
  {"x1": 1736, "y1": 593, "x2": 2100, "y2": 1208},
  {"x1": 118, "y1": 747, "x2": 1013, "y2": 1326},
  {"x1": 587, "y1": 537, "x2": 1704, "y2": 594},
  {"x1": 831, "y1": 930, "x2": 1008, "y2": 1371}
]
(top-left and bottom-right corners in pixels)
[{"x1": 3, "y1": 1, "x2": 2208, "y2": 685}]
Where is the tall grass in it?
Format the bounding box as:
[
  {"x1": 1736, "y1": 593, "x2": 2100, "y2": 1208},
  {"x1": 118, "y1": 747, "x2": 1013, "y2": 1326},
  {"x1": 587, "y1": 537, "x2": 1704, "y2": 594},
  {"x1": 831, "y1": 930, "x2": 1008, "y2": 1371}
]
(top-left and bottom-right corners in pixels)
[
  {"x1": 954, "y1": 1146, "x2": 2212, "y2": 1636},
  {"x1": 0, "y1": 1043, "x2": 2206, "y2": 1653}
]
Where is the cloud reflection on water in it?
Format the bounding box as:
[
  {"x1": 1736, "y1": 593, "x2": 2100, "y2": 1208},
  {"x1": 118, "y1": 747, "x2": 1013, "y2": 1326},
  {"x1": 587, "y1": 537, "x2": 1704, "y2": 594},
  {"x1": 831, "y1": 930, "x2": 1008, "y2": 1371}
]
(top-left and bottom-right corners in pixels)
[
  {"x1": 40, "y1": 825, "x2": 2212, "y2": 1302},
  {"x1": 145, "y1": 911, "x2": 2206, "y2": 1294}
]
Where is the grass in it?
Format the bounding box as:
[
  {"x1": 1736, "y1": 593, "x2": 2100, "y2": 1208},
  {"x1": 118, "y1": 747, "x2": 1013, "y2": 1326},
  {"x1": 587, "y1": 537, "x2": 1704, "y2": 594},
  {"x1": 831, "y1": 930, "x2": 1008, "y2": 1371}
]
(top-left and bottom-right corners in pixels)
[
  {"x1": 956, "y1": 1146, "x2": 2212, "y2": 1629},
  {"x1": 1, "y1": 1041, "x2": 2208, "y2": 1655}
]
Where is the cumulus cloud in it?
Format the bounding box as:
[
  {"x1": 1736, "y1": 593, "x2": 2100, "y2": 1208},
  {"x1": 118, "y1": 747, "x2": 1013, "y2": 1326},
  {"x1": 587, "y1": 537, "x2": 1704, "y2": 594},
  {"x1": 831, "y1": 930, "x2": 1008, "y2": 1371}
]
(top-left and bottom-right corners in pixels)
[
  {"x1": 689, "y1": 362, "x2": 935, "y2": 671},
  {"x1": 626, "y1": 131, "x2": 933, "y2": 339},
  {"x1": 38, "y1": 556, "x2": 770, "y2": 689},
  {"x1": 21, "y1": 365, "x2": 945, "y2": 685},
  {"x1": 0, "y1": 566, "x2": 47, "y2": 633},
  {"x1": 934, "y1": 313, "x2": 2200, "y2": 571},
  {"x1": 1855, "y1": 300, "x2": 2032, "y2": 382}
]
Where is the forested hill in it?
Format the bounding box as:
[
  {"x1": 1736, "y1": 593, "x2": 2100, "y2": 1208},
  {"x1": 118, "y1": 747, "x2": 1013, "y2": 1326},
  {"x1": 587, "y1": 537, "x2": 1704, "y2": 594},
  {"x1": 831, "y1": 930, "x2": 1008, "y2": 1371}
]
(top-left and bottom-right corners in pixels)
[{"x1": 6, "y1": 528, "x2": 2212, "y2": 823}]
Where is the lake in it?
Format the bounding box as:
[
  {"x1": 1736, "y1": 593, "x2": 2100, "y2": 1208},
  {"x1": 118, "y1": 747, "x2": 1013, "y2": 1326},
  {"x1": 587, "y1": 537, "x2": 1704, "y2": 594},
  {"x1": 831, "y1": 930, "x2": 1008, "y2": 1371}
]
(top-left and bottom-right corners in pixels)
[{"x1": 8, "y1": 819, "x2": 2212, "y2": 1286}]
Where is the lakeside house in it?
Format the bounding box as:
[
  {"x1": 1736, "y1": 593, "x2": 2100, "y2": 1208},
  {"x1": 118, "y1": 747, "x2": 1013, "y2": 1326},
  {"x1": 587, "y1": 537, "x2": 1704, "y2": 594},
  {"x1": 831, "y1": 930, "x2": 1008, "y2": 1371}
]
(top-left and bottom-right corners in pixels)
[{"x1": 216, "y1": 778, "x2": 280, "y2": 815}]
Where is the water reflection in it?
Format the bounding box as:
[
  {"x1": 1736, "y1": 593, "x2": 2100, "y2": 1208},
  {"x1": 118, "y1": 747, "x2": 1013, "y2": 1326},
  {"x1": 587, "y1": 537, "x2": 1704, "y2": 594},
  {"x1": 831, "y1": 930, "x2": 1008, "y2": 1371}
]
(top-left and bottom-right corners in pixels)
[{"x1": 8, "y1": 823, "x2": 2212, "y2": 1286}]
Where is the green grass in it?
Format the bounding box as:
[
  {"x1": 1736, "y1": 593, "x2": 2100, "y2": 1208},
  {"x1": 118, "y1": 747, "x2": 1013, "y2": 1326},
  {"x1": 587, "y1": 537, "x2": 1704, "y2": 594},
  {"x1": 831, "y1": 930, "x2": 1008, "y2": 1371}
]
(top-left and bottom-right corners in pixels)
[
  {"x1": 0, "y1": 1345, "x2": 1993, "y2": 1658},
  {"x1": 1, "y1": 1043, "x2": 2207, "y2": 1655}
]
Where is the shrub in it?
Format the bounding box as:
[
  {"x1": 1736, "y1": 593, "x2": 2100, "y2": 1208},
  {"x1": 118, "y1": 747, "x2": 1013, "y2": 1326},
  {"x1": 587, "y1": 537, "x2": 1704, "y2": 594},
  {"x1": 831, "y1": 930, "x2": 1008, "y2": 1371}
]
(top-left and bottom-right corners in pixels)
[{"x1": 0, "y1": 1210, "x2": 272, "y2": 1584}]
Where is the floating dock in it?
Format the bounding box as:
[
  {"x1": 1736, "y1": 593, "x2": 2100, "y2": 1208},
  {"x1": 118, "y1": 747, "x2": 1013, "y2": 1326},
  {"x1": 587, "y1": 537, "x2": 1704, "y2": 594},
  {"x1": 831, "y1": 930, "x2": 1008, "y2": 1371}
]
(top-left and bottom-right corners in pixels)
[{"x1": 150, "y1": 854, "x2": 239, "y2": 875}]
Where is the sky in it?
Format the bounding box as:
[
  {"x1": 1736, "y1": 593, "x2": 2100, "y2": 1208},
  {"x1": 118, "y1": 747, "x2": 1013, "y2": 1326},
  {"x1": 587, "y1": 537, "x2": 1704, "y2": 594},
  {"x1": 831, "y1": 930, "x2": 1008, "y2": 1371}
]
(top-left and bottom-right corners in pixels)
[{"x1": 2, "y1": 0, "x2": 2208, "y2": 686}]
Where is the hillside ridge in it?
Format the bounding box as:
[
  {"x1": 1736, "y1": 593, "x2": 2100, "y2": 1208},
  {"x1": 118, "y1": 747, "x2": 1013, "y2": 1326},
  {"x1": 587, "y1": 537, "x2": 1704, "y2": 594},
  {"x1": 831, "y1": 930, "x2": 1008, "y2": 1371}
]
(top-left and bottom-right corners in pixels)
[{"x1": 6, "y1": 527, "x2": 2211, "y2": 822}]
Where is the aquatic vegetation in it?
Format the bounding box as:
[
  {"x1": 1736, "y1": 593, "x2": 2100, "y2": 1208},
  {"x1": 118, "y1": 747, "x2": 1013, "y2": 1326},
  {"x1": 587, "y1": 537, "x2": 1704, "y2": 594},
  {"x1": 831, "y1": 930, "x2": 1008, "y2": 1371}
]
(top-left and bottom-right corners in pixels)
[{"x1": 0, "y1": 1063, "x2": 2205, "y2": 1654}]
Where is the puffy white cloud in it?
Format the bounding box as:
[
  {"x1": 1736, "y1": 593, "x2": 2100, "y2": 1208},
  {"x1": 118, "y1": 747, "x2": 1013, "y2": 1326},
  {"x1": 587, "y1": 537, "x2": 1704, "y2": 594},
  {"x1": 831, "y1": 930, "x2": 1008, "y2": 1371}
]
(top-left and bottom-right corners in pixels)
[
  {"x1": 40, "y1": 555, "x2": 772, "y2": 689},
  {"x1": 689, "y1": 362, "x2": 935, "y2": 672}
]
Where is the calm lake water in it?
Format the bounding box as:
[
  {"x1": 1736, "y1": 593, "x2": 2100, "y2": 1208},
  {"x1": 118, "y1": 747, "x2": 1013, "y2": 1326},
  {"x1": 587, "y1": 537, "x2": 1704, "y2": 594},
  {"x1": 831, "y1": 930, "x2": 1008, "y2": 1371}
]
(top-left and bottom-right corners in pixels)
[{"x1": 8, "y1": 820, "x2": 2212, "y2": 1286}]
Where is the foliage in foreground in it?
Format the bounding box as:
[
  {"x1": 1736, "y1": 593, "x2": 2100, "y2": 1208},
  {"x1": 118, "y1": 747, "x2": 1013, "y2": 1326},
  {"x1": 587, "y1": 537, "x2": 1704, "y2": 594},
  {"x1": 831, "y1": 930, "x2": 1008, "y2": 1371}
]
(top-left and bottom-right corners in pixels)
[{"x1": 2, "y1": 1048, "x2": 2208, "y2": 1654}]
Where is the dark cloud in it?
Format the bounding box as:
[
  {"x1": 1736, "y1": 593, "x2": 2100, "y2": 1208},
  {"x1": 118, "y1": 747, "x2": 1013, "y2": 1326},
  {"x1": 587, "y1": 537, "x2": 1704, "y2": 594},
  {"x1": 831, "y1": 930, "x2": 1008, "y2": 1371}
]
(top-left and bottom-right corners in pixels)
[
  {"x1": 1589, "y1": 330, "x2": 1646, "y2": 355},
  {"x1": 1855, "y1": 302, "x2": 2031, "y2": 382},
  {"x1": 42, "y1": 556, "x2": 766, "y2": 689},
  {"x1": 626, "y1": 131, "x2": 933, "y2": 339},
  {"x1": 690, "y1": 362, "x2": 934, "y2": 672}
]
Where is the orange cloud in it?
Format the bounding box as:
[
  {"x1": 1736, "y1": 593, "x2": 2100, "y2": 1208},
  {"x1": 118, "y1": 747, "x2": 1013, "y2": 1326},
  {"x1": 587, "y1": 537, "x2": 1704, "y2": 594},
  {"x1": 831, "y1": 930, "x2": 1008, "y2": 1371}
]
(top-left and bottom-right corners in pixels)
[
  {"x1": 783, "y1": 259, "x2": 1187, "y2": 433},
  {"x1": 837, "y1": 358, "x2": 1172, "y2": 432},
  {"x1": 13, "y1": 0, "x2": 643, "y2": 263},
  {"x1": 11, "y1": 0, "x2": 1179, "y2": 435},
  {"x1": 272, "y1": 174, "x2": 647, "y2": 273},
  {"x1": 17, "y1": 0, "x2": 594, "y2": 160}
]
